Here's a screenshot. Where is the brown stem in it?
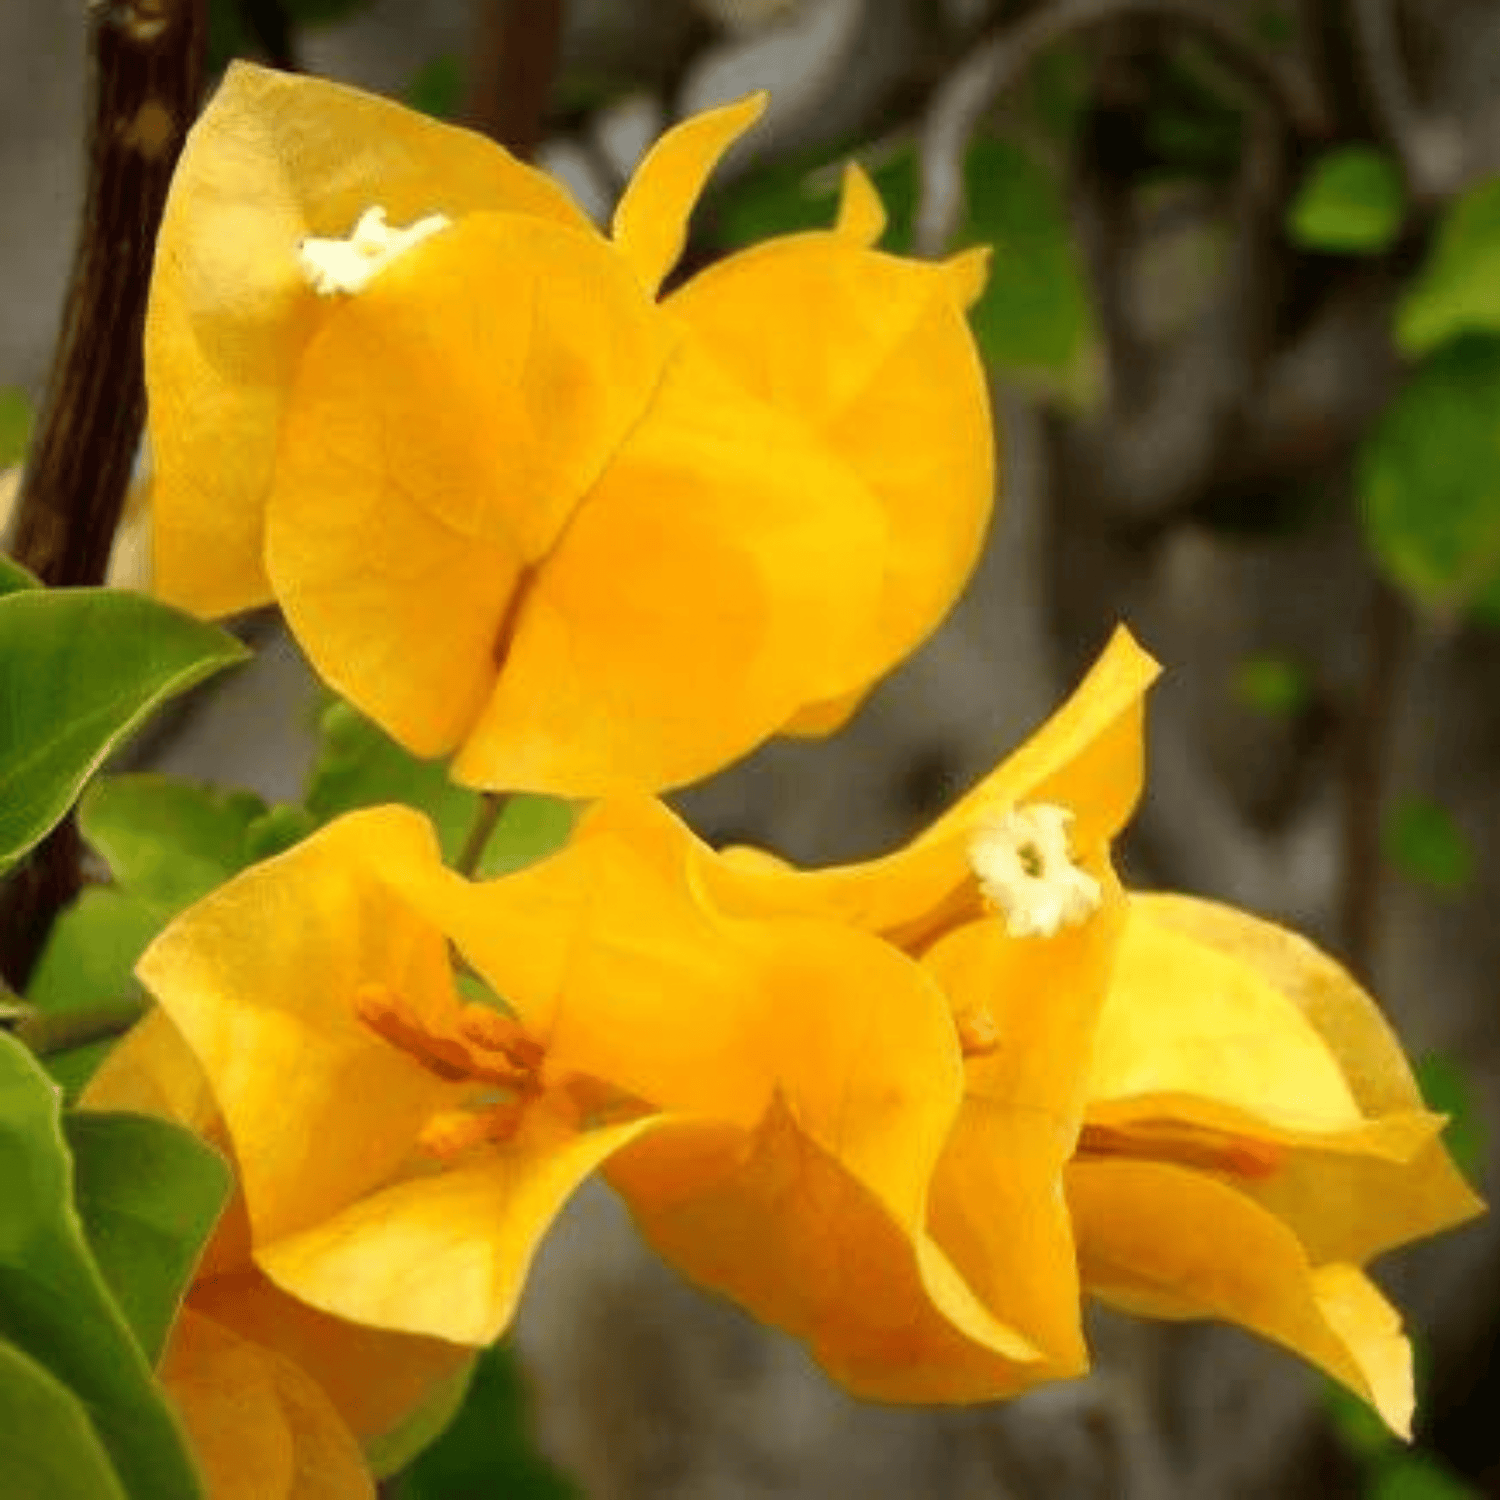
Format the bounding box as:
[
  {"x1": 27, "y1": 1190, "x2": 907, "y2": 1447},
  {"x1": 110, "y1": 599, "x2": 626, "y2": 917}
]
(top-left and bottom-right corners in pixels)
[
  {"x1": 463, "y1": 0, "x2": 565, "y2": 162},
  {"x1": 1338, "y1": 577, "x2": 1408, "y2": 981},
  {"x1": 0, "y1": 0, "x2": 205, "y2": 990}
]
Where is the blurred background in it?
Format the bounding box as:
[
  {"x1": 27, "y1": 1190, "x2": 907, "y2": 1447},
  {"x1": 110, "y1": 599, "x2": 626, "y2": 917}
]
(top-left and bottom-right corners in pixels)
[{"x1": 3, "y1": 0, "x2": 1498, "y2": 1495}]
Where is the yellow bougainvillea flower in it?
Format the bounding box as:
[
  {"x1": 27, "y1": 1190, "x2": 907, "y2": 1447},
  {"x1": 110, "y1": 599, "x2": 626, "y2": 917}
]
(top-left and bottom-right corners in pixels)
[
  {"x1": 1065, "y1": 893, "x2": 1482, "y2": 1436},
  {"x1": 120, "y1": 797, "x2": 1008, "y2": 1422},
  {"x1": 581, "y1": 627, "x2": 1480, "y2": 1431},
  {"x1": 81, "y1": 1010, "x2": 472, "y2": 1500},
  {"x1": 147, "y1": 63, "x2": 993, "y2": 795}
]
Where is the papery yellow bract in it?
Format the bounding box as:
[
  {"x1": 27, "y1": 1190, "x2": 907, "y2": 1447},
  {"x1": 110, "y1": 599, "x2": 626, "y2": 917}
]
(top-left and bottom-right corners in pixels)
[
  {"x1": 588, "y1": 628, "x2": 1480, "y2": 1430},
  {"x1": 148, "y1": 64, "x2": 994, "y2": 796},
  {"x1": 81, "y1": 1012, "x2": 470, "y2": 1500},
  {"x1": 113, "y1": 799, "x2": 995, "y2": 1431}
]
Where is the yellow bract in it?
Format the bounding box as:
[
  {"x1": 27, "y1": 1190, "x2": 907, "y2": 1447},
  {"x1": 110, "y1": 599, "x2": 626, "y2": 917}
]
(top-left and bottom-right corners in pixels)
[
  {"x1": 81, "y1": 1011, "x2": 469, "y2": 1500},
  {"x1": 148, "y1": 65, "x2": 994, "y2": 796},
  {"x1": 101, "y1": 629, "x2": 1478, "y2": 1436},
  {"x1": 590, "y1": 628, "x2": 1479, "y2": 1428}
]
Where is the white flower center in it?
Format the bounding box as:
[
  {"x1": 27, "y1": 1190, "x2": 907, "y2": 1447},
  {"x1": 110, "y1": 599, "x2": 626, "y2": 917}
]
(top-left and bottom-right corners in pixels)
[
  {"x1": 968, "y1": 803, "x2": 1102, "y2": 939},
  {"x1": 298, "y1": 206, "x2": 451, "y2": 296}
]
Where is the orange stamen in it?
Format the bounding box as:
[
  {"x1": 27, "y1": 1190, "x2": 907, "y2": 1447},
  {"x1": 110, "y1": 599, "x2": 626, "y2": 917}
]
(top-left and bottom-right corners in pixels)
[
  {"x1": 354, "y1": 983, "x2": 539, "y2": 1090},
  {"x1": 418, "y1": 1100, "x2": 527, "y2": 1161},
  {"x1": 355, "y1": 983, "x2": 474, "y2": 1082}
]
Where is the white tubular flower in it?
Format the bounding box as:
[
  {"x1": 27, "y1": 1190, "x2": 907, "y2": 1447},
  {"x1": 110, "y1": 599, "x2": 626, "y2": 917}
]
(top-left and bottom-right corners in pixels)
[
  {"x1": 968, "y1": 803, "x2": 1102, "y2": 939},
  {"x1": 298, "y1": 206, "x2": 451, "y2": 297}
]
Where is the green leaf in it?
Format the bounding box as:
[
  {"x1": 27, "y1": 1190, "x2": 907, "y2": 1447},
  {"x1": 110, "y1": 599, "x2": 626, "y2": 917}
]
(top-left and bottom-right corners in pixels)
[
  {"x1": 27, "y1": 888, "x2": 163, "y2": 1017},
  {"x1": 80, "y1": 775, "x2": 269, "y2": 910},
  {"x1": 1358, "y1": 337, "x2": 1500, "y2": 619},
  {"x1": 1287, "y1": 146, "x2": 1406, "y2": 254},
  {"x1": 25, "y1": 889, "x2": 164, "y2": 1098},
  {"x1": 0, "y1": 552, "x2": 40, "y2": 594},
  {"x1": 30, "y1": 776, "x2": 306, "y2": 1095},
  {"x1": 1383, "y1": 796, "x2": 1475, "y2": 895},
  {"x1": 0, "y1": 590, "x2": 247, "y2": 875},
  {"x1": 962, "y1": 139, "x2": 1097, "y2": 399},
  {"x1": 64, "y1": 1116, "x2": 229, "y2": 1374},
  {"x1": 1232, "y1": 653, "x2": 1313, "y2": 717},
  {"x1": 0, "y1": 1031, "x2": 204, "y2": 1498},
  {"x1": 1369, "y1": 1453, "x2": 1479, "y2": 1500},
  {"x1": 0, "y1": 386, "x2": 33, "y2": 468},
  {"x1": 65, "y1": 1113, "x2": 231, "y2": 1367},
  {"x1": 0, "y1": 1338, "x2": 128, "y2": 1500},
  {"x1": 394, "y1": 1341, "x2": 579, "y2": 1500},
  {"x1": 1398, "y1": 178, "x2": 1500, "y2": 354},
  {"x1": 305, "y1": 700, "x2": 574, "y2": 875},
  {"x1": 1415, "y1": 1053, "x2": 1486, "y2": 1179}
]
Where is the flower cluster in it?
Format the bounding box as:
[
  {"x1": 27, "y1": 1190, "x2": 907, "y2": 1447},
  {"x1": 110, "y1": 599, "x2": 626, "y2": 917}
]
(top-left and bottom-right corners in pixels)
[
  {"x1": 99, "y1": 61, "x2": 1480, "y2": 1498},
  {"x1": 147, "y1": 64, "x2": 991, "y2": 797}
]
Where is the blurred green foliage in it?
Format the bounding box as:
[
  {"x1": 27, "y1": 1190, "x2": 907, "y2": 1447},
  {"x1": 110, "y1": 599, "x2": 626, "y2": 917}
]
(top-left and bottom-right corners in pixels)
[
  {"x1": 1232, "y1": 653, "x2": 1314, "y2": 718},
  {"x1": 1398, "y1": 179, "x2": 1500, "y2": 355},
  {"x1": 1415, "y1": 1053, "x2": 1486, "y2": 1180},
  {"x1": 0, "y1": 385, "x2": 32, "y2": 468},
  {"x1": 1288, "y1": 146, "x2": 1406, "y2": 254},
  {"x1": 1358, "y1": 337, "x2": 1500, "y2": 622},
  {"x1": 393, "y1": 1342, "x2": 580, "y2": 1499},
  {"x1": 407, "y1": 53, "x2": 464, "y2": 121},
  {"x1": 714, "y1": 132, "x2": 1095, "y2": 399},
  {"x1": 1383, "y1": 798, "x2": 1475, "y2": 897}
]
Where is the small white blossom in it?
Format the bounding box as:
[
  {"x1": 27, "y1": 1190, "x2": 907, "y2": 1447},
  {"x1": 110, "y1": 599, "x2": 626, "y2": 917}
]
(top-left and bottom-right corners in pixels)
[
  {"x1": 298, "y1": 206, "x2": 451, "y2": 296},
  {"x1": 968, "y1": 803, "x2": 1101, "y2": 939}
]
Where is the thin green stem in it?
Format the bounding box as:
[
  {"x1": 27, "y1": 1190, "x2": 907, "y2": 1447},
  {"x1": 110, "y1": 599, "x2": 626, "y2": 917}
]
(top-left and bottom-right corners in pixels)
[
  {"x1": 457, "y1": 792, "x2": 510, "y2": 878},
  {"x1": 11, "y1": 997, "x2": 149, "y2": 1057}
]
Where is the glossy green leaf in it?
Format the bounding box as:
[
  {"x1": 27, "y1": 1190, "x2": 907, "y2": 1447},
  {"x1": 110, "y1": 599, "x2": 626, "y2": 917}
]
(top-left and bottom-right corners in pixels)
[
  {"x1": 65, "y1": 1113, "x2": 231, "y2": 1366},
  {"x1": 0, "y1": 1031, "x2": 203, "y2": 1498},
  {"x1": 81, "y1": 775, "x2": 268, "y2": 910},
  {"x1": 0, "y1": 1338, "x2": 128, "y2": 1500},
  {"x1": 1398, "y1": 179, "x2": 1500, "y2": 354},
  {"x1": 306, "y1": 700, "x2": 574, "y2": 875},
  {"x1": 0, "y1": 590, "x2": 247, "y2": 875},
  {"x1": 0, "y1": 386, "x2": 32, "y2": 468},
  {"x1": 1287, "y1": 146, "x2": 1405, "y2": 254},
  {"x1": 1415, "y1": 1053, "x2": 1486, "y2": 1180},
  {"x1": 963, "y1": 139, "x2": 1097, "y2": 398},
  {"x1": 1358, "y1": 338, "x2": 1500, "y2": 619},
  {"x1": 0, "y1": 552, "x2": 39, "y2": 595},
  {"x1": 393, "y1": 1342, "x2": 579, "y2": 1500},
  {"x1": 1232, "y1": 653, "x2": 1313, "y2": 717},
  {"x1": 27, "y1": 888, "x2": 163, "y2": 1018},
  {"x1": 1383, "y1": 797, "x2": 1475, "y2": 896}
]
